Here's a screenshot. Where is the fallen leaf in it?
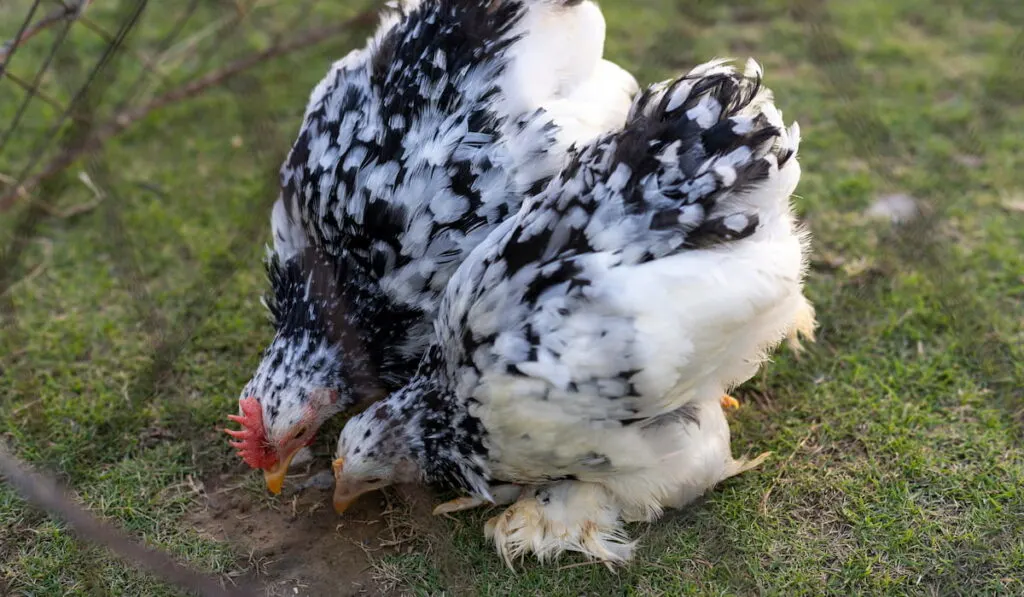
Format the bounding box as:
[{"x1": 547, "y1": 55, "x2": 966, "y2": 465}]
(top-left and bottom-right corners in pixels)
[
  {"x1": 866, "y1": 193, "x2": 919, "y2": 224},
  {"x1": 841, "y1": 256, "x2": 874, "y2": 277},
  {"x1": 811, "y1": 250, "x2": 846, "y2": 271},
  {"x1": 1000, "y1": 194, "x2": 1024, "y2": 213},
  {"x1": 953, "y1": 154, "x2": 983, "y2": 169}
]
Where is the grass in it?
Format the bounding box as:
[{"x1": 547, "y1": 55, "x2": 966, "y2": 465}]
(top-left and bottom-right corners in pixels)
[{"x1": 1, "y1": 0, "x2": 1022, "y2": 595}]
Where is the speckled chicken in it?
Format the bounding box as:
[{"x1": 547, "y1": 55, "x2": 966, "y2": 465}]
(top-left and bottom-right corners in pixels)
[
  {"x1": 226, "y1": 0, "x2": 638, "y2": 494},
  {"x1": 330, "y1": 58, "x2": 816, "y2": 565}
]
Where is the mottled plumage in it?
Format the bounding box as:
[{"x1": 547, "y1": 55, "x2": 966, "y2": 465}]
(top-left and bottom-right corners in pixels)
[
  {"x1": 230, "y1": 0, "x2": 638, "y2": 491},
  {"x1": 334, "y1": 58, "x2": 814, "y2": 563}
]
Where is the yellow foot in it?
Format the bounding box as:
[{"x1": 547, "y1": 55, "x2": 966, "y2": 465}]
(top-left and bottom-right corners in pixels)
[
  {"x1": 432, "y1": 484, "x2": 523, "y2": 516},
  {"x1": 433, "y1": 496, "x2": 489, "y2": 515},
  {"x1": 720, "y1": 394, "x2": 740, "y2": 411}
]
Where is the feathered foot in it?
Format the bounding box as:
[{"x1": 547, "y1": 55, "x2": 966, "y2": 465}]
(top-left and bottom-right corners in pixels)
[
  {"x1": 720, "y1": 394, "x2": 740, "y2": 412},
  {"x1": 786, "y1": 295, "x2": 817, "y2": 354},
  {"x1": 484, "y1": 481, "x2": 634, "y2": 569},
  {"x1": 724, "y1": 451, "x2": 773, "y2": 479},
  {"x1": 432, "y1": 484, "x2": 523, "y2": 515}
]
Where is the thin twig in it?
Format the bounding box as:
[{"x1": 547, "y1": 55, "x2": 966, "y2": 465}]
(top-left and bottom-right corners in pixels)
[
  {"x1": 0, "y1": 444, "x2": 255, "y2": 597},
  {"x1": 10, "y1": 398, "x2": 43, "y2": 416},
  {"x1": 1, "y1": 69, "x2": 68, "y2": 113},
  {"x1": 121, "y1": 8, "x2": 379, "y2": 115},
  {"x1": 153, "y1": 13, "x2": 239, "y2": 73},
  {"x1": 0, "y1": 0, "x2": 93, "y2": 65},
  {"x1": 37, "y1": 170, "x2": 105, "y2": 217},
  {"x1": 0, "y1": 238, "x2": 52, "y2": 296},
  {"x1": 76, "y1": 15, "x2": 170, "y2": 83},
  {"x1": 0, "y1": 6, "x2": 380, "y2": 211}
]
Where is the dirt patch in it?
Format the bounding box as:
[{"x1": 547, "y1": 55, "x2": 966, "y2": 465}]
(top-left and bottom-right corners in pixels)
[{"x1": 186, "y1": 468, "x2": 426, "y2": 597}]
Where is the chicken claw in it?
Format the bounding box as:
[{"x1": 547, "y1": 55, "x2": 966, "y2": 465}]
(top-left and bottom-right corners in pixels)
[
  {"x1": 720, "y1": 394, "x2": 740, "y2": 411},
  {"x1": 432, "y1": 484, "x2": 523, "y2": 515}
]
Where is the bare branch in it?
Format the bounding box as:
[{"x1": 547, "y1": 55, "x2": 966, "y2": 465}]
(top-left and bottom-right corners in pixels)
[
  {"x1": 124, "y1": 8, "x2": 379, "y2": 116},
  {"x1": 0, "y1": 444, "x2": 255, "y2": 597},
  {"x1": 2, "y1": 69, "x2": 69, "y2": 113},
  {"x1": 77, "y1": 14, "x2": 171, "y2": 84},
  {"x1": 0, "y1": 5, "x2": 381, "y2": 211},
  {"x1": 0, "y1": 0, "x2": 93, "y2": 66}
]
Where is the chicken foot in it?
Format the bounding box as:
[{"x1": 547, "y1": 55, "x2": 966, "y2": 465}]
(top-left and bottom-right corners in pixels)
[
  {"x1": 485, "y1": 480, "x2": 633, "y2": 568},
  {"x1": 432, "y1": 484, "x2": 524, "y2": 515}
]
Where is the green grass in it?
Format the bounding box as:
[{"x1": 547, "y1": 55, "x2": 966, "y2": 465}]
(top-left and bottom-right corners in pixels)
[{"x1": 2, "y1": 0, "x2": 1023, "y2": 595}]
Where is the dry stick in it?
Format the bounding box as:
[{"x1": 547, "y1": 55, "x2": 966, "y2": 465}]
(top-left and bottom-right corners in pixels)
[
  {"x1": 0, "y1": 445, "x2": 255, "y2": 597},
  {"x1": 0, "y1": 5, "x2": 380, "y2": 211}
]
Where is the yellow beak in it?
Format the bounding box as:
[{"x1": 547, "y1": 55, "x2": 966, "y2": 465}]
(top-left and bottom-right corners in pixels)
[
  {"x1": 263, "y1": 449, "x2": 298, "y2": 495},
  {"x1": 331, "y1": 457, "x2": 355, "y2": 514},
  {"x1": 333, "y1": 494, "x2": 356, "y2": 515}
]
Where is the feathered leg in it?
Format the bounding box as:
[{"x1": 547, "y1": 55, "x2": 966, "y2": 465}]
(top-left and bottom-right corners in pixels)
[
  {"x1": 484, "y1": 480, "x2": 633, "y2": 569},
  {"x1": 786, "y1": 294, "x2": 817, "y2": 353},
  {"x1": 625, "y1": 399, "x2": 772, "y2": 520},
  {"x1": 483, "y1": 398, "x2": 774, "y2": 567},
  {"x1": 723, "y1": 296, "x2": 814, "y2": 414}
]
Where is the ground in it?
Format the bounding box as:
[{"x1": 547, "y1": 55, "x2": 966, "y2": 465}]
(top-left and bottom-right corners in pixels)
[{"x1": 1, "y1": 0, "x2": 1022, "y2": 595}]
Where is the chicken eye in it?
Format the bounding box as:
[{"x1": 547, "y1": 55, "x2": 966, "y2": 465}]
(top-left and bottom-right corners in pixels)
[
  {"x1": 293, "y1": 426, "x2": 308, "y2": 439},
  {"x1": 364, "y1": 477, "x2": 382, "y2": 485}
]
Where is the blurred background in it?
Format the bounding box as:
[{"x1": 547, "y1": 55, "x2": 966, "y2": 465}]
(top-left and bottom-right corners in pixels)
[{"x1": 1, "y1": 1, "x2": 1021, "y2": 595}]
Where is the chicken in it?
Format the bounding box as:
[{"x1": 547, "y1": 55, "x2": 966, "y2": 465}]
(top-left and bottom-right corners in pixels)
[
  {"x1": 226, "y1": 0, "x2": 638, "y2": 494},
  {"x1": 484, "y1": 399, "x2": 771, "y2": 565},
  {"x1": 330, "y1": 57, "x2": 814, "y2": 565}
]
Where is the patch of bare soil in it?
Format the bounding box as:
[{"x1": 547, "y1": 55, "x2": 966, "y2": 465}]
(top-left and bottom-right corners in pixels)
[{"x1": 186, "y1": 467, "x2": 424, "y2": 597}]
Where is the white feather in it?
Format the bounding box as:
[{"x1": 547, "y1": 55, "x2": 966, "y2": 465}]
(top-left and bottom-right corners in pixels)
[
  {"x1": 487, "y1": 399, "x2": 771, "y2": 565},
  {"x1": 270, "y1": 197, "x2": 307, "y2": 261},
  {"x1": 458, "y1": 60, "x2": 813, "y2": 564}
]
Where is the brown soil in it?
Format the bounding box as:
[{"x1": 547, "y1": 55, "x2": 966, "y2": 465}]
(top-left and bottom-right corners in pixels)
[{"x1": 186, "y1": 468, "x2": 421, "y2": 597}]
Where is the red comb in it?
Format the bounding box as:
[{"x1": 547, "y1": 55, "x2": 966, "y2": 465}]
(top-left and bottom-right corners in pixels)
[{"x1": 224, "y1": 397, "x2": 278, "y2": 470}]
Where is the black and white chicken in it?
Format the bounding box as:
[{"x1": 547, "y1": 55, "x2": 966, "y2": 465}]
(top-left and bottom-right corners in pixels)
[
  {"x1": 330, "y1": 58, "x2": 816, "y2": 564},
  {"x1": 226, "y1": 0, "x2": 638, "y2": 494}
]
